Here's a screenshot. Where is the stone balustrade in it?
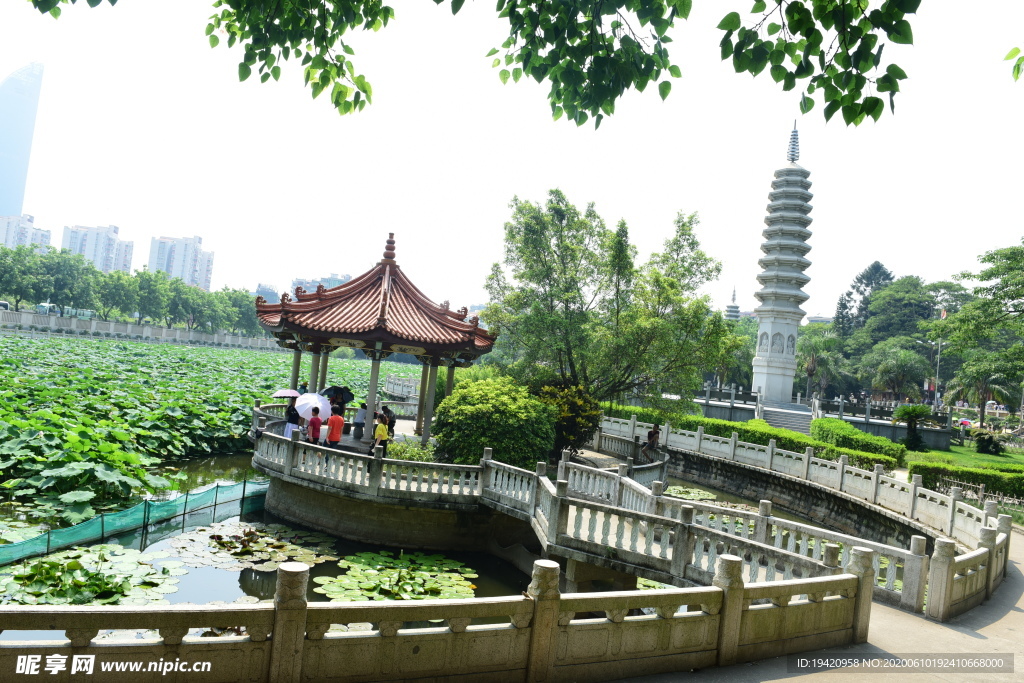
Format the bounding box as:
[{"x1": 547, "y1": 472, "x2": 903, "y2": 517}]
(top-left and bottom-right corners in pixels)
[{"x1": 0, "y1": 555, "x2": 877, "y2": 681}]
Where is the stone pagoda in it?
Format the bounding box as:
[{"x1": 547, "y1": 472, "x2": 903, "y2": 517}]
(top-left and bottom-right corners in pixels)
[
  {"x1": 751, "y1": 125, "x2": 812, "y2": 404},
  {"x1": 724, "y1": 287, "x2": 740, "y2": 322}
]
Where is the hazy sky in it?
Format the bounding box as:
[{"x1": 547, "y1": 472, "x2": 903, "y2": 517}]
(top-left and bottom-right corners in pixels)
[{"x1": 1, "y1": 0, "x2": 1021, "y2": 318}]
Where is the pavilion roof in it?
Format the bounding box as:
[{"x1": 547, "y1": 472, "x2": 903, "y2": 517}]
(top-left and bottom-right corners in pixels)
[{"x1": 255, "y1": 234, "x2": 495, "y2": 359}]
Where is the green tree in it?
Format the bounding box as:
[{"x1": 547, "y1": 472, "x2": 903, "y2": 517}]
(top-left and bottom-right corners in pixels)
[
  {"x1": 945, "y1": 351, "x2": 1014, "y2": 429},
  {"x1": 866, "y1": 346, "x2": 929, "y2": 402},
  {"x1": 0, "y1": 245, "x2": 47, "y2": 311},
  {"x1": 96, "y1": 270, "x2": 139, "y2": 320},
  {"x1": 796, "y1": 324, "x2": 838, "y2": 396},
  {"x1": 433, "y1": 377, "x2": 556, "y2": 468},
  {"x1": 536, "y1": 384, "x2": 603, "y2": 457},
  {"x1": 938, "y1": 238, "x2": 1024, "y2": 347},
  {"x1": 485, "y1": 191, "x2": 729, "y2": 403},
  {"x1": 862, "y1": 275, "x2": 935, "y2": 343},
  {"x1": 892, "y1": 403, "x2": 932, "y2": 452},
  {"x1": 135, "y1": 268, "x2": 170, "y2": 324},
  {"x1": 848, "y1": 261, "x2": 894, "y2": 329},
  {"x1": 38, "y1": 1, "x2": 1009, "y2": 128},
  {"x1": 219, "y1": 288, "x2": 262, "y2": 336},
  {"x1": 833, "y1": 291, "x2": 854, "y2": 338},
  {"x1": 38, "y1": 249, "x2": 96, "y2": 314}
]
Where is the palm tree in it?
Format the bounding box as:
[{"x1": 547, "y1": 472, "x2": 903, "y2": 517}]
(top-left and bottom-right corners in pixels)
[
  {"x1": 872, "y1": 348, "x2": 930, "y2": 402},
  {"x1": 797, "y1": 329, "x2": 839, "y2": 397},
  {"x1": 945, "y1": 353, "x2": 1013, "y2": 428}
]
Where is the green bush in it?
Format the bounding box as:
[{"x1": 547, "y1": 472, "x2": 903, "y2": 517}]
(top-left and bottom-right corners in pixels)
[
  {"x1": 908, "y1": 462, "x2": 1024, "y2": 498},
  {"x1": 811, "y1": 418, "x2": 908, "y2": 461},
  {"x1": 434, "y1": 377, "x2": 556, "y2": 469},
  {"x1": 602, "y1": 402, "x2": 898, "y2": 471},
  {"x1": 972, "y1": 429, "x2": 1005, "y2": 455},
  {"x1": 536, "y1": 384, "x2": 602, "y2": 456}
]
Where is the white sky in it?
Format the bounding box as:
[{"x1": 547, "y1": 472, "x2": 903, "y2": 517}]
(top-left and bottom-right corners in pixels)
[{"x1": 1, "y1": 0, "x2": 1021, "y2": 318}]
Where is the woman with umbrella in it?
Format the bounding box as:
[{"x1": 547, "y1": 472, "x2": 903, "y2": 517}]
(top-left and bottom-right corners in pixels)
[{"x1": 273, "y1": 389, "x2": 303, "y2": 439}]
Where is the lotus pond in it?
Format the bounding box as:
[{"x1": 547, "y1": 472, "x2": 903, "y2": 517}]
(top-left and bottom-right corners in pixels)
[{"x1": 0, "y1": 337, "x2": 421, "y2": 526}]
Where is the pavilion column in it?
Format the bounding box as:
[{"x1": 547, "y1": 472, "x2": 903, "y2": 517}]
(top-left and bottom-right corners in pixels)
[
  {"x1": 317, "y1": 351, "x2": 330, "y2": 392},
  {"x1": 308, "y1": 351, "x2": 321, "y2": 393},
  {"x1": 415, "y1": 361, "x2": 430, "y2": 436},
  {"x1": 362, "y1": 348, "x2": 384, "y2": 443},
  {"x1": 421, "y1": 363, "x2": 440, "y2": 446},
  {"x1": 445, "y1": 364, "x2": 456, "y2": 398},
  {"x1": 289, "y1": 349, "x2": 303, "y2": 390}
]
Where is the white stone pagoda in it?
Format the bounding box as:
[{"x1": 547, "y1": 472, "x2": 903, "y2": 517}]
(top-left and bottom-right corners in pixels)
[
  {"x1": 724, "y1": 287, "x2": 741, "y2": 321},
  {"x1": 751, "y1": 125, "x2": 812, "y2": 404}
]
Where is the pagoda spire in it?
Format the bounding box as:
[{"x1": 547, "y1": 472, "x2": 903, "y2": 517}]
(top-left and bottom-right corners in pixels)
[
  {"x1": 787, "y1": 121, "x2": 800, "y2": 163},
  {"x1": 751, "y1": 125, "x2": 813, "y2": 403}
]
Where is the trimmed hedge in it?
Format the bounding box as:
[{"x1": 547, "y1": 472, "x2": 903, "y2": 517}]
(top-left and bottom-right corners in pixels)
[
  {"x1": 908, "y1": 462, "x2": 1024, "y2": 499},
  {"x1": 810, "y1": 418, "x2": 907, "y2": 464},
  {"x1": 602, "y1": 402, "x2": 898, "y2": 472}
]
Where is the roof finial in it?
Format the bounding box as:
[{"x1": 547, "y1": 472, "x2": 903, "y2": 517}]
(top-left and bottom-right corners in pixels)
[
  {"x1": 787, "y1": 121, "x2": 800, "y2": 163},
  {"x1": 382, "y1": 232, "x2": 396, "y2": 263},
  {"x1": 732, "y1": 286, "x2": 736, "y2": 304}
]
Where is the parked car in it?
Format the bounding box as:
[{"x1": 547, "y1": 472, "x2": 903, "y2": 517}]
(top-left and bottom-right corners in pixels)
[{"x1": 0, "y1": 300, "x2": 9, "y2": 311}]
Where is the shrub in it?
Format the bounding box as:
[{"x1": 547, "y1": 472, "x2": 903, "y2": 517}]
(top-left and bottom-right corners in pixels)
[
  {"x1": 536, "y1": 384, "x2": 602, "y2": 456},
  {"x1": 811, "y1": 418, "x2": 909, "y2": 459},
  {"x1": 386, "y1": 439, "x2": 437, "y2": 463},
  {"x1": 908, "y1": 462, "x2": 1024, "y2": 498},
  {"x1": 434, "y1": 377, "x2": 556, "y2": 469},
  {"x1": 972, "y1": 429, "x2": 1006, "y2": 455},
  {"x1": 602, "y1": 402, "x2": 898, "y2": 471}
]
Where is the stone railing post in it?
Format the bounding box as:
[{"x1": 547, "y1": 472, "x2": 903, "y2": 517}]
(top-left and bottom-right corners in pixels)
[
  {"x1": 983, "y1": 500, "x2": 999, "y2": 527},
  {"x1": 548, "y1": 480, "x2": 568, "y2": 543},
  {"x1": 846, "y1": 547, "x2": 875, "y2": 643},
  {"x1": 754, "y1": 500, "x2": 772, "y2": 545},
  {"x1": 713, "y1": 554, "x2": 744, "y2": 666},
  {"x1": 285, "y1": 431, "x2": 301, "y2": 477},
  {"x1": 629, "y1": 413, "x2": 638, "y2": 439},
  {"x1": 532, "y1": 462, "x2": 546, "y2": 511},
  {"x1": 872, "y1": 464, "x2": 884, "y2": 504},
  {"x1": 480, "y1": 448, "x2": 493, "y2": 493},
  {"x1": 978, "y1": 527, "x2": 998, "y2": 601},
  {"x1": 632, "y1": 436, "x2": 642, "y2": 461},
  {"x1": 766, "y1": 439, "x2": 776, "y2": 471},
  {"x1": 837, "y1": 455, "x2": 848, "y2": 492},
  {"x1": 626, "y1": 456, "x2": 635, "y2": 479},
  {"x1": 864, "y1": 401, "x2": 871, "y2": 423},
  {"x1": 901, "y1": 535, "x2": 929, "y2": 613},
  {"x1": 729, "y1": 385, "x2": 736, "y2": 408},
  {"x1": 525, "y1": 559, "x2": 562, "y2": 683},
  {"x1": 948, "y1": 487, "x2": 963, "y2": 535},
  {"x1": 803, "y1": 447, "x2": 813, "y2": 479},
  {"x1": 729, "y1": 432, "x2": 738, "y2": 460},
  {"x1": 367, "y1": 446, "x2": 385, "y2": 493},
  {"x1": 823, "y1": 543, "x2": 841, "y2": 574},
  {"x1": 838, "y1": 397, "x2": 844, "y2": 419},
  {"x1": 649, "y1": 481, "x2": 664, "y2": 517},
  {"x1": 997, "y1": 515, "x2": 1012, "y2": 576},
  {"x1": 908, "y1": 474, "x2": 922, "y2": 518},
  {"x1": 252, "y1": 400, "x2": 262, "y2": 430},
  {"x1": 593, "y1": 430, "x2": 603, "y2": 453},
  {"x1": 556, "y1": 458, "x2": 567, "y2": 482},
  {"x1": 926, "y1": 538, "x2": 957, "y2": 622},
  {"x1": 696, "y1": 426, "x2": 705, "y2": 454},
  {"x1": 615, "y1": 464, "x2": 628, "y2": 506},
  {"x1": 268, "y1": 562, "x2": 310, "y2": 683},
  {"x1": 670, "y1": 505, "x2": 696, "y2": 576},
  {"x1": 660, "y1": 458, "x2": 670, "y2": 483}
]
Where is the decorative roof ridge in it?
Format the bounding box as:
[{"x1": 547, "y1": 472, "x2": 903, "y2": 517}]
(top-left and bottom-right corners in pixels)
[
  {"x1": 265, "y1": 267, "x2": 384, "y2": 314},
  {"x1": 387, "y1": 269, "x2": 489, "y2": 335},
  {"x1": 377, "y1": 264, "x2": 392, "y2": 325}
]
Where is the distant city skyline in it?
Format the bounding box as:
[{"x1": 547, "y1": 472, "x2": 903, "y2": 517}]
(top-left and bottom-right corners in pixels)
[
  {"x1": 147, "y1": 235, "x2": 214, "y2": 291},
  {"x1": 1, "y1": 213, "x2": 50, "y2": 252},
  {"x1": 0, "y1": 63, "x2": 43, "y2": 217},
  {"x1": 61, "y1": 224, "x2": 133, "y2": 274}
]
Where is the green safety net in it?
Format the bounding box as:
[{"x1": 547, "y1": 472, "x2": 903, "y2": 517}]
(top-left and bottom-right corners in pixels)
[{"x1": 0, "y1": 479, "x2": 269, "y2": 567}]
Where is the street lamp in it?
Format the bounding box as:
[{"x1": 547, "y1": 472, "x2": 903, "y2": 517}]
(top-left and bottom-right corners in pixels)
[{"x1": 916, "y1": 339, "x2": 948, "y2": 407}]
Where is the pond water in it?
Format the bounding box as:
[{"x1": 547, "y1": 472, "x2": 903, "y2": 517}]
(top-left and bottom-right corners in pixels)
[{"x1": 664, "y1": 476, "x2": 816, "y2": 525}]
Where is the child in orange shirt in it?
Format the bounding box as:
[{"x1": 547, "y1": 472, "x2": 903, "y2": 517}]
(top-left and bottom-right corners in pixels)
[{"x1": 326, "y1": 405, "x2": 345, "y2": 448}]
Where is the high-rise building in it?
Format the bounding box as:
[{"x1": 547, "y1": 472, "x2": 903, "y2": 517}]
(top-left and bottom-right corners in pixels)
[
  {"x1": 0, "y1": 64, "x2": 44, "y2": 217},
  {"x1": 147, "y1": 235, "x2": 215, "y2": 290},
  {"x1": 1, "y1": 214, "x2": 50, "y2": 251},
  {"x1": 61, "y1": 224, "x2": 133, "y2": 273},
  {"x1": 290, "y1": 273, "x2": 351, "y2": 294}
]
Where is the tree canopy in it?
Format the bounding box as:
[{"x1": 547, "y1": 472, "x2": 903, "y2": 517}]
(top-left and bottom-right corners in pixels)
[{"x1": 32, "y1": 0, "x2": 1018, "y2": 128}]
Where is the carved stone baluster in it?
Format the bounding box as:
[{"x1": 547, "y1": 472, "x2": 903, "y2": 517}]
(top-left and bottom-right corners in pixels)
[
  {"x1": 448, "y1": 618, "x2": 471, "y2": 633},
  {"x1": 66, "y1": 629, "x2": 99, "y2": 647},
  {"x1": 159, "y1": 627, "x2": 189, "y2": 645}
]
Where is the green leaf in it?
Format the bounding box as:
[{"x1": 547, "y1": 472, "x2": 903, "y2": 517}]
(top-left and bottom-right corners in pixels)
[
  {"x1": 659, "y1": 80, "x2": 671, "y2": 101},
  {"x1": 799, "y1": 93, "x2": 814, "y2": 114},
  {"x1": 823, "y1": 100, "x2": 841, "y2": 122},
  {"x1": 238, "y1": 63, "x2": 252, "y2": 82},
  {"x1": 862, "y1": 96, "x2": 884, "y2": 122},
  {"x1": 886, "y1": 64, "x2": 908, "y2": 80},
  {"x1": 451, "y1": 0, "x2": 465, "y2": 14},
  {"x1": 58, "y1": 490, "x2": 97, "y2": 504},
  {"x1": 668, "y1": 65, "x2": 681, "y2": 78},
  {"x1": 486, "y1": 48, "x2": 499, "y2": 57},
  {"x1": 889, "y1": 19, "x2": 914, "y2": 45},
  {"x1": 751, "y1": 1, "x2": 766, "y2": 12},
  {"x1": 717, "y1": 12, "x2": 741, "y2": 31},
  {"x1": 499, "y1": 69, "x2": 510, "y2": 85},
  {"x1": 769, "y1": 65, "x2": 786, "y2": 83},
  {"x1": 678, "y1": 0, "x2": 693, "y2": 19},
  {"x1": 767, "y1": 22, "x2": 781, "y2": 36},
  {"x1": 1004, "y1": 47, "x2": 1021, "y2": 61}
]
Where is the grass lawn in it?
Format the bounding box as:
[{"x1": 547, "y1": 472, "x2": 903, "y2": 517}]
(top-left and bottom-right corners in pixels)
[{"x1": 906, "y1": 444, "x2": 1024, "y2": 469}]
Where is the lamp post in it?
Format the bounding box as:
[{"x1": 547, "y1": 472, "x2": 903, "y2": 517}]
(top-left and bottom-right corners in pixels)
[{"x1": 916, "y1": 339, "x2": 948, "y2": 407}]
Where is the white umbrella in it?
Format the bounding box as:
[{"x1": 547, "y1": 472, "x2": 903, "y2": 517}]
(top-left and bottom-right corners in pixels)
[
  {"x1": 272, "y1": 389, "x2": 301, "y2": 398},
  {"x1": 295, "y1": 393, "x2": 332, "y2": 420}
]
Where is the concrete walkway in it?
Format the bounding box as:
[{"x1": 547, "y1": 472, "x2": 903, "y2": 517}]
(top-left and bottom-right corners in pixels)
[{"x1": 620, "y1": 532, "x2": 1024, "y2": 682}]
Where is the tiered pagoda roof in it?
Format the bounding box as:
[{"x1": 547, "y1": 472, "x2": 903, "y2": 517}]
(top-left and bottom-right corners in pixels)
[{"x1": 255, "y1": 234, "x2": 495, "y2": 360}]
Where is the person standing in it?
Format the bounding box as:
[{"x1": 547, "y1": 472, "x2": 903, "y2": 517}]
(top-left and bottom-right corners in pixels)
[
  {"x1": 326, "y1": 405, "x2": 345, "y2": 449},
  {"x1": 370, "y1": 413, "x2": 390, "y2": 457},
  {"x1": 307, "y1": 407, "x2": 323, "y2": 444},
  {"x1": 283, "y1": 397, "x2": 301, "y2": 439},
  {"x1": 381, "y1": 404, "x2": 396, "y2": 438},
  {"x1": 353, "y1": 402, "x2": 367, "y2": 440}
]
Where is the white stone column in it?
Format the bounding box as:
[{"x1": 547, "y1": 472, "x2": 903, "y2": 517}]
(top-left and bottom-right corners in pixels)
[
  {"x1": 289, "y1": 349, "x2": 303, "y2": 390},
  {"x1": 362, "y1": 350, "x2": 383, "y2": 443},
  {"x1": 307, "y1": 351, "x2": 320, "y2": 393},
  {"x1": 420, "y1": 363, "x2": 440, "y2": 445},
  {"x1": 415, "y1": 361, "x2": 429, "y2": 436},
  {"x1": 269, "y1": 561, "x2": 309, "y2": 682}
]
